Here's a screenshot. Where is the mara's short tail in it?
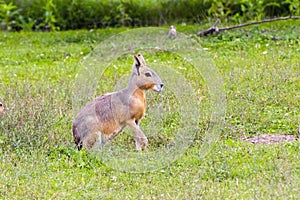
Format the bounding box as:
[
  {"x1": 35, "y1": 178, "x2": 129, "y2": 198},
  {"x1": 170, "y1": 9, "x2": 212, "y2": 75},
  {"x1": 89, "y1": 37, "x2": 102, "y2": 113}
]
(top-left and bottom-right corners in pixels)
[{"x1": 72, "y1": 124, "x2": 82, "y2": 150}]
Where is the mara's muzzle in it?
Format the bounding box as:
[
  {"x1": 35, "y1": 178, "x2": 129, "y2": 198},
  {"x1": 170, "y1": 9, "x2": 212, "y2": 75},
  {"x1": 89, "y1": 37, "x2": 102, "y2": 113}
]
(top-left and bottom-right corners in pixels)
[
  {"x1": 0, "y1": 102, "x2": 5, "y2": 115},
  {"x1": 153, "y1": 83, "x2": 164, "y2": 92}
]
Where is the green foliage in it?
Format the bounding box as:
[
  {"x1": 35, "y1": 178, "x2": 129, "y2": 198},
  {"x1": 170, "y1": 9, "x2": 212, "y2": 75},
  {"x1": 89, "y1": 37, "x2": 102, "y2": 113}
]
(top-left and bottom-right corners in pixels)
[
  {"x1": 0, "y1": 1, "x2": 19, "y2": 30},
  {"x1": 1, "y1": 0, "x2": 300, "y2": 31},
  {"x1": 208, "y1": 0, "x2": 292, "y2": 23},
  {"x1": 284, "y1": 0, "x2": 300, "y2": 15},
  {"x1": 17, "y1": 15, "x2": 35, "y2": 31},
  {"x1": 42, "y1": 0, "x2": 59, "y2": 31}
]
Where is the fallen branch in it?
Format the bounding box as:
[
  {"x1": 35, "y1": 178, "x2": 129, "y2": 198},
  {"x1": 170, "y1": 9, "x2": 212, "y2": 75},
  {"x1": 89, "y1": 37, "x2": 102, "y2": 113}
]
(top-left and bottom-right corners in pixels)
[{"x1": 198, "y1": 16, "x2": 300, "y2": 37}]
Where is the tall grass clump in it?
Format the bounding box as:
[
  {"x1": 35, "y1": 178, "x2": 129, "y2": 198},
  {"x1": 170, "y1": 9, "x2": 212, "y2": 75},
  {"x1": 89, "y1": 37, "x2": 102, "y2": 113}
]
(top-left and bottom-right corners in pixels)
[{"x1": 0, "y1": 81, "x2": 73, "y2": 152}]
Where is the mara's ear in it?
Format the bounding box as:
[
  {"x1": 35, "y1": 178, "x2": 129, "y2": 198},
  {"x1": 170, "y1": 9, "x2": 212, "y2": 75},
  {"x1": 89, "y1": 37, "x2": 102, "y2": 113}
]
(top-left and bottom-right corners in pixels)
[{"x1": 133, "y1": 53, "x2": 146, "y2": 76}]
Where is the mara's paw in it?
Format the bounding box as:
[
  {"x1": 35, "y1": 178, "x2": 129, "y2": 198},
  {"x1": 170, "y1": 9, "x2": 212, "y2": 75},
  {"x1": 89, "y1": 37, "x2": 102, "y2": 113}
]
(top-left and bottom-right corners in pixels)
[
  {"x1": 134, "y1": 136, "x2": 148, "y2": 151},
  {"x1": 141, "y1": 137, "x2": 148, "y2": 151}
]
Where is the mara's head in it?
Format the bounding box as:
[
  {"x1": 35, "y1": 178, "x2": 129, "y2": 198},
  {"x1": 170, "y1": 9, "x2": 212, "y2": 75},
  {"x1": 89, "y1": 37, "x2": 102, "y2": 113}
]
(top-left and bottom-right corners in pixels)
[
  {"x1": 0, "y1": 102, "x2": 5, "y2": 115},
  {"x1": 132, "y1": 53, "x2": 164, "y2": 92}
]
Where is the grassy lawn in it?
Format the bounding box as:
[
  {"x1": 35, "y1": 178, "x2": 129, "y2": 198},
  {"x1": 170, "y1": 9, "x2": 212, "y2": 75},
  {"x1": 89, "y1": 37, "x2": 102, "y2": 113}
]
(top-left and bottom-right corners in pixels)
[{"x1": 1, "y1": 21, "x2": 300, "y2": 199}]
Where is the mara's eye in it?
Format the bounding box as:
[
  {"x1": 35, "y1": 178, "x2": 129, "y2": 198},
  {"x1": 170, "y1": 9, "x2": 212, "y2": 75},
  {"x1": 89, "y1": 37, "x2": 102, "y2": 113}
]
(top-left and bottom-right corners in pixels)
[
  {"x1": 0, "y1": 103, "x2": 2, "y2": 107},
  {"x1": 145, "y1": 72, "x2": 152, "y2": 77}
]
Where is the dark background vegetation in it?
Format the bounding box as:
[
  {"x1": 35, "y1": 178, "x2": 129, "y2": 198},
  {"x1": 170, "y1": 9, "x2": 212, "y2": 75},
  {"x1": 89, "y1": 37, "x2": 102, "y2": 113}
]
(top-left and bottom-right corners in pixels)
[{"x1": 1, "y1": 0, "x2": 299, "y2": 31}]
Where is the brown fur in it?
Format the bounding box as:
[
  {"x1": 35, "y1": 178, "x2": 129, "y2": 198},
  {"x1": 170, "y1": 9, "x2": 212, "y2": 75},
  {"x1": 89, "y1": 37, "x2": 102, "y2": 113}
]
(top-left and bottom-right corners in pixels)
[
  {"x1": 130, "y1": 89, "x2": 146, "y2": 120},
  {"x1": 72, "y1": 54, "x2": 163, "y2": 151}
]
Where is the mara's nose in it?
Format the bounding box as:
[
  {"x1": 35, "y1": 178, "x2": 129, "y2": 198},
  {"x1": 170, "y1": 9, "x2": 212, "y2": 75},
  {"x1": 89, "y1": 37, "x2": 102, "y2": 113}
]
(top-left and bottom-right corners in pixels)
[{"x1": 160, "y1": 84, "x2": 164, "y2": 88}]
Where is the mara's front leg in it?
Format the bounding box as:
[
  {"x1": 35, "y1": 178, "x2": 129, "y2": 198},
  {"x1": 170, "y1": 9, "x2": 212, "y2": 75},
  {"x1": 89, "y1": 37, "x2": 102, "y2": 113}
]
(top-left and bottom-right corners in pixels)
[{"x1": 126, "y1": 120, "x2": 148, "y2": 151}]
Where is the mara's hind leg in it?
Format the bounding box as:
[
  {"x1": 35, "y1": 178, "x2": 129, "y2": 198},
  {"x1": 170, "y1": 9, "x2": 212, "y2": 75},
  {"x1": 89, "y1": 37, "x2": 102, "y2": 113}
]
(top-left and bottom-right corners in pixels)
[
  {"x1": 82, "y1": 131, "x2": 102, "y2": 150},
  {"x1": 91, "y1": 132, "x2": 109, "y2": 151}
]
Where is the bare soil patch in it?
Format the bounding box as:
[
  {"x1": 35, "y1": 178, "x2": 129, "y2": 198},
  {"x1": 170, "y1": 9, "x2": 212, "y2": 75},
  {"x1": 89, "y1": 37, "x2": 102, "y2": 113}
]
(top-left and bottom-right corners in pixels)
[{"x1": 243, "y1": 134, "x2": 298, "y2": 145}]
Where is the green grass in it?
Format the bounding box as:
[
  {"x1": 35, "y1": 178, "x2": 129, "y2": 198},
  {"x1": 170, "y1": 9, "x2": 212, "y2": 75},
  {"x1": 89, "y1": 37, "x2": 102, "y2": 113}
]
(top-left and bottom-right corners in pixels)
[{"x1": 1, "y1": 21, "x2": 300, "y2": 199}]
